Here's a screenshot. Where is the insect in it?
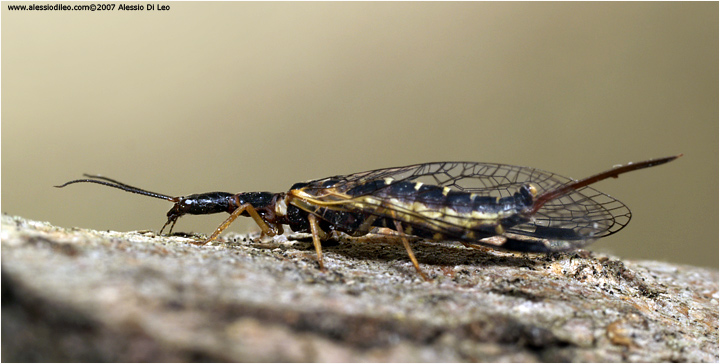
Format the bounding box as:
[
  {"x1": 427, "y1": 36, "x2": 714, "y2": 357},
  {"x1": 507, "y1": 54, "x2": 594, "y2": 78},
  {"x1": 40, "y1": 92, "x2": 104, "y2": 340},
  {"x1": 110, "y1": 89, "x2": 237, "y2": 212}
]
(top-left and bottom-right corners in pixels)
[{"x1": 56, "y1": 155, "x2": 680, "y2": 280}]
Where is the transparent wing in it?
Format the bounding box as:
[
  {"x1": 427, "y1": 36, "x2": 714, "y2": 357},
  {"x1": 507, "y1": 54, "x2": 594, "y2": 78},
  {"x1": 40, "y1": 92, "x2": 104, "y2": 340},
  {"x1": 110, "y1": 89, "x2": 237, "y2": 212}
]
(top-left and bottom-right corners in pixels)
[{"x1": 297, "y1": 162, "x2": 630, "y2": 251}]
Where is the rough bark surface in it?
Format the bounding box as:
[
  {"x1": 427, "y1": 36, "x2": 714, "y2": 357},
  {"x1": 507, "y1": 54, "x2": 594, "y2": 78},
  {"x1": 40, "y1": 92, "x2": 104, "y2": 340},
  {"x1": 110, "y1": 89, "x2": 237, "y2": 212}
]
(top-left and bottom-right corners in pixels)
[{"x1": 2, "y1": 214, "x2": 717, "y2": 362}]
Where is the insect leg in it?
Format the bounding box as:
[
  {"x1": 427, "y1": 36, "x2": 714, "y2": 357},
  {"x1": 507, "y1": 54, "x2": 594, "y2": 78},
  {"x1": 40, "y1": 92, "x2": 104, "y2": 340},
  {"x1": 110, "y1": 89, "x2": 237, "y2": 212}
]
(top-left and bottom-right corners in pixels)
[
  {"x1": 198, "y1": 203, "x2": 277, "y2": 245},
  {"x1": 307, "y1": 214, "x2": 327, "y2": 271},
  {"x1": 392, "y1": 220, "x2": 430, "y2": 281}
]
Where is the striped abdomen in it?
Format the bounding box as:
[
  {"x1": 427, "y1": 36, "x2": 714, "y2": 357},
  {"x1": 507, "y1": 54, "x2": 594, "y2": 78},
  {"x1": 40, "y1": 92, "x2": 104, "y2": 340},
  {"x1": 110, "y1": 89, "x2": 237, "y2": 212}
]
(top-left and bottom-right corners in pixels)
[{"x1": 288, "y1": 178, "x2": 537, "y2": 242}]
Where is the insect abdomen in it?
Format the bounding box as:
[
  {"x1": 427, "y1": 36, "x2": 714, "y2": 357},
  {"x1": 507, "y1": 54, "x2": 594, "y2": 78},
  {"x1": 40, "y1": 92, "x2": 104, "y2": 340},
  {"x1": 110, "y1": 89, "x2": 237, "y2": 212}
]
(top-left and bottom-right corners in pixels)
[{"x1": 344, "y1": 180, "x2": 535, "y2": 240}]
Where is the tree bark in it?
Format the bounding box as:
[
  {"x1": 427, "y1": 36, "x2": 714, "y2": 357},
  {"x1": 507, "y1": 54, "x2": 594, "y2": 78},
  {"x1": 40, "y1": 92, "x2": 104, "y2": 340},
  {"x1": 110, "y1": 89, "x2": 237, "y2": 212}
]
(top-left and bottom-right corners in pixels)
[{"x1": 2, "y1": 214, "x2": 717, "y2": 362}]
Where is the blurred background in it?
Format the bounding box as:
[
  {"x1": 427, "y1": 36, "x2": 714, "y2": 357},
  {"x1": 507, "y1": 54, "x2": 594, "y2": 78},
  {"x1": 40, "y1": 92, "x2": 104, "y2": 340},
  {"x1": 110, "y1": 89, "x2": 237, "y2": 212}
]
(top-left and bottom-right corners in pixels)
[{"x1": 3, "y1": 2, "x2": 717, "y2": 268}]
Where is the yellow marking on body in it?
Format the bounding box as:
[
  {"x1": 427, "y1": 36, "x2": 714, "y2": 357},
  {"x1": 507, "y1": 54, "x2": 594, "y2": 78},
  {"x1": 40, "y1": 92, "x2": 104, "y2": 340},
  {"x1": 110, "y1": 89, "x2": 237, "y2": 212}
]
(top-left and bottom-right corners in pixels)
[
  {"x1": 275, "y1": 197, "x2": 288, "y2": 216},
  {"x1": 292, "y1": 183, "x2": 524, "y2": 243},
  {"x1": 345, "y1": 195, "x2": 381, "y2": 210},
  {"x1": 526, "y1": 183, "x2": 538, "y2": 197},
  {"x1": 448, "y1": 215, "x2": 471, "y2": 228},
  {"x1": 471, "y1": 210, "x2": 499, "y2": 221},
  {"x1": 289, "y1": 188, "x2": 353, "y2": 206},
  {"x1": 440, "y1": 207, "x2": 461, "y2": 219},
  {"x1": 289, "y1": 189, "x2": 314, "y2": 199},
  {"x1": 414, "y1": 204, "x2": 443, "y2": 219},
  {"x1": 442, "y1": 207, "x2": 472, "y2": 220}
]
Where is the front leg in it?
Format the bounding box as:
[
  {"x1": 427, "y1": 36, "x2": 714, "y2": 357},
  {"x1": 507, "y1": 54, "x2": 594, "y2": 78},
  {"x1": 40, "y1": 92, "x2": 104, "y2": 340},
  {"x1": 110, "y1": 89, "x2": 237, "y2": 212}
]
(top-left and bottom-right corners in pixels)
[{"x1": 198, "y1": 203, "x2": 278, "y2": 245}]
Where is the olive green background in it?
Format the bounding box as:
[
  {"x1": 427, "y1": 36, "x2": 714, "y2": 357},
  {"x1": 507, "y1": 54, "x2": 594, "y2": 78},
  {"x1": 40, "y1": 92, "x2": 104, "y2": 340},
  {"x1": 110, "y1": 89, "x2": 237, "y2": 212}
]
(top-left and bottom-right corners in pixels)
[{"x1": 3, "y1": 2, "x2": 717, "y2": 267}]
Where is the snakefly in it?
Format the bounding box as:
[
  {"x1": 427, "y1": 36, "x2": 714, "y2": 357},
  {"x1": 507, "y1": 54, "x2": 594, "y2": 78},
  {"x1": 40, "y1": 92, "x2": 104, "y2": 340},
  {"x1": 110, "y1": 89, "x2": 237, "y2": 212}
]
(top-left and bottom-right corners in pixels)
[{"x1": 56, "y1": 155, "x2": 680, "y2": 280}]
